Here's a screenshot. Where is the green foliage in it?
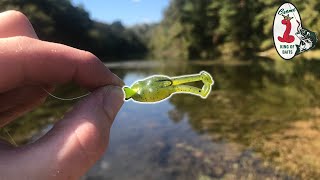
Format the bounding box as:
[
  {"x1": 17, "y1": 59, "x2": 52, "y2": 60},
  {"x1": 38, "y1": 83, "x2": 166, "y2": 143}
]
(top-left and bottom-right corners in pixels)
[
  {"x1": 150, "y1": 0, "x2": 320, "y2": 60},
  {"x1": 1, "y1": 0, "x2": 319, "y2": 61},
  {"x1": 0, "y1": 0, "x2": 148, "y2": 61}
]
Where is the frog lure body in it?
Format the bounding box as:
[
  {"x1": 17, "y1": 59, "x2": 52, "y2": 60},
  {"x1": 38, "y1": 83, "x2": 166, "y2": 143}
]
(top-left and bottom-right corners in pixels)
[{"x1": 123, "y1": 71, "x2": 214, "y2": 103}]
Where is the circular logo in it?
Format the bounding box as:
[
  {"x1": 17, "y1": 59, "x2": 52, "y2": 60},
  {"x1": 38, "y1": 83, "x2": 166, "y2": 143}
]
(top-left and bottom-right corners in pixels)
[
  {"x1": 273, "y1": 3, "x2": 301, "y2": 60},
  {"x1": 273, "y1": 3, "x2": 318, "y2": 60}
]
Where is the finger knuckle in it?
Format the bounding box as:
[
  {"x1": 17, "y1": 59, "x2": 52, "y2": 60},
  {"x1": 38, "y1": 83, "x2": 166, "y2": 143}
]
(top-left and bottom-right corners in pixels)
[
  {"x1": 80, "y1": 51, "x2": 100, "y2": 66},
  {"x1": 80, "y1": 51, "x2": 100, "y2": 65}
]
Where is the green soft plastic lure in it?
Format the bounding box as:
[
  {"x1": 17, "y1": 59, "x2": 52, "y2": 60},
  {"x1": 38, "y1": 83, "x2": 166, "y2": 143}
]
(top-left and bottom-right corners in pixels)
[{"x1": 123, "y1": 71, "x2": 214, "y2": 103}]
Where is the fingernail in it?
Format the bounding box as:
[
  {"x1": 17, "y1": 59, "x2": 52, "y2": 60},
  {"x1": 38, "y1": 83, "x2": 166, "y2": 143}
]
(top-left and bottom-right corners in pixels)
[{"x1": 103, "y1": 86, "x2": 124, "y2": 122}]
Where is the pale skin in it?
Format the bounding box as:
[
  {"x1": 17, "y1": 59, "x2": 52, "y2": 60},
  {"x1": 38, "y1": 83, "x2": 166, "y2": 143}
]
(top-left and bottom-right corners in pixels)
[
  {"x1": 0, "y1": 10, "x2": 124, "y2": 179},
  {"x1": 124, "y1": 71, "x2": 214, "y2": 103}
]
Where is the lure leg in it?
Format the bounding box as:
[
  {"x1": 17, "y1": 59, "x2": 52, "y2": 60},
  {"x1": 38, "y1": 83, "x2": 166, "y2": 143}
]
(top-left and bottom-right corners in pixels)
[
  {"x1": 171, "y1": 74, "x2": 202, "y2": 85},
  {"x1": 173, "y1": 83, "x2": 211, "y2": 98},
  {"x1": 200, "y1": 71, "x2": 214, "y2": 85},
  {"x1": 171, "y1": 71, "x2": 213, "y2": 86}
]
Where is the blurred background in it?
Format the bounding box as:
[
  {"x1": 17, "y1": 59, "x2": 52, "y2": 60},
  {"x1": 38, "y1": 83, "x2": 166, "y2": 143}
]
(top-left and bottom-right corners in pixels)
[{"x1": 0, "y1": 0, "x2": 320, "y2": 179}]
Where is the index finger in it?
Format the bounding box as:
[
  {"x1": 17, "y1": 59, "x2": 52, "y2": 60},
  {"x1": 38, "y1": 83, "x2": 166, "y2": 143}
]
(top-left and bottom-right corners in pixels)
[{"x1": 0, "y1": 36, "x2": 124, "y2": 92}]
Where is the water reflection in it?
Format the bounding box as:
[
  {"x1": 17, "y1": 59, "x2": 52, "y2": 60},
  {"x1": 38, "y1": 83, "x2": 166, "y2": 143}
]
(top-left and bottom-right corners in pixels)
[
  {"x1": 166, "y1": 60, "x2": 320, "y2": 179},
  {"x1": 84, "y1": 71, "x2": 290, "y2": 180},
  {"x1": 1, "y1": 59, "x2": 320, "y2": 179}
]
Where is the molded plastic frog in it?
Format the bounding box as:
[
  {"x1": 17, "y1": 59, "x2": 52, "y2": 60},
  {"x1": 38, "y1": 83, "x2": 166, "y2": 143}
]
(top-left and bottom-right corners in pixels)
[{"x1": 123, "y1": 71, "x2": 214, "y2": 103}]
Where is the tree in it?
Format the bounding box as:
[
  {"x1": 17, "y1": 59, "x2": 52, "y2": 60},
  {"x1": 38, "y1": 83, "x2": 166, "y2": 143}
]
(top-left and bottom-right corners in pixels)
[
  {"x1": 150, "y1": 0, "x2": 320, "y2": 60},
  {"x1": 0, "y1": 0, "x2": 148, "y2": 61}
]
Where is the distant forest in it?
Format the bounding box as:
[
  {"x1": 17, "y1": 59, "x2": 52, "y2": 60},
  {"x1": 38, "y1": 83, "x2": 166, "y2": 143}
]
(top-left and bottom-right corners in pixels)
[
  {"x1": 1, "y1": 0, "x2": 319, "y2": 61},
  {"x1": 0, "y1": 0, "x2": 150, "y2": 61},
  {"x1": 150, "y1": 0, "x2": 320, "y2": 60}
]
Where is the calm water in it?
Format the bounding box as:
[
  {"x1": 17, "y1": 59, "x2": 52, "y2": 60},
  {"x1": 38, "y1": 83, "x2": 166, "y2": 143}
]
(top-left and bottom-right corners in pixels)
[{"x1": 2, "y1": 59, "x2": 320, "y2": 179}]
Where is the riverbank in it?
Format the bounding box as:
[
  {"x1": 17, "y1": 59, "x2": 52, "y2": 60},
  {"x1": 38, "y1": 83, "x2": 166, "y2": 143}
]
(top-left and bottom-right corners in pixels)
[{"x1": 258, "y1": 48, "x2": 320, "y2": 61}]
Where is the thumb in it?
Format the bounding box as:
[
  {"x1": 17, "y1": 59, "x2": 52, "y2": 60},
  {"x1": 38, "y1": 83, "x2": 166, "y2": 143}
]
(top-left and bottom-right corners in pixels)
[{"x1": 16, "y1": 85, "x2": 124, "y2": 180}]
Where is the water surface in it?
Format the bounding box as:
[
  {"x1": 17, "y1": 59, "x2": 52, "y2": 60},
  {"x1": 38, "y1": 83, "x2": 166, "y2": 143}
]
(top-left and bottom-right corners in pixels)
[{"x1": 2, "y1": 59, "x2": 320, "y2": 179}]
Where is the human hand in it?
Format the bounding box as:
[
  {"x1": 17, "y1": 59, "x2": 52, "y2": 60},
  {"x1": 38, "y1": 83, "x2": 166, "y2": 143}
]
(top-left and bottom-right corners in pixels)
[{"x1": 0, "y1": 10, "x2": 124, "y2": 179}]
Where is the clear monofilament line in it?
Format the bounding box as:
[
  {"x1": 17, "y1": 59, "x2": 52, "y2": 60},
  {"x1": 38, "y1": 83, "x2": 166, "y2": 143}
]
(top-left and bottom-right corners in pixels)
[
  {"x1": 4, "y1": 128, "x2": 17, "y2": 147},
  {"x1": 1, "y1": 89, "x2": 90, "y2": 147},
  {"x1": 287, "y1": 3, "x2": 298, "y2": 21},
  {"x1": 42, "y1": 87, "x2": 90, "y2": 101}
]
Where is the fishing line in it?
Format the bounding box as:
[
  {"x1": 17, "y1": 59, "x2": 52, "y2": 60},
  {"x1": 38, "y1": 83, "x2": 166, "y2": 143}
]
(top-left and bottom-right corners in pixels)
[
  {"x1": 287, "y1": 3, "x2": 298, "y2": 22},
  {"x1": 42, "y1": 87, "x2": 90, "y2": 101},
  {"x1": 286, "y1": 3, "x2": 301, "y2": 41},
  {"x1": 4, "y1": 128, "x2": 17, "y2": 147},
  {"x1": 1, "y1": 88, "x2": 89, "y2": 147}
]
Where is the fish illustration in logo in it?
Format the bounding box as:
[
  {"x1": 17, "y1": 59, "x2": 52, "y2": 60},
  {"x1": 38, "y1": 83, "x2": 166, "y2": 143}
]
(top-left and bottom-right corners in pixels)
[{"x1": 295, "y1": 20, "x2": 318, "y2": 55}]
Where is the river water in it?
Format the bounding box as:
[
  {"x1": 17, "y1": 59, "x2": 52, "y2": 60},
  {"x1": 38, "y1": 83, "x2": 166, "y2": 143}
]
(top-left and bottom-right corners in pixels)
[{"x1": 1, "y1": 59, "x2": 320, "y2": 179}]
